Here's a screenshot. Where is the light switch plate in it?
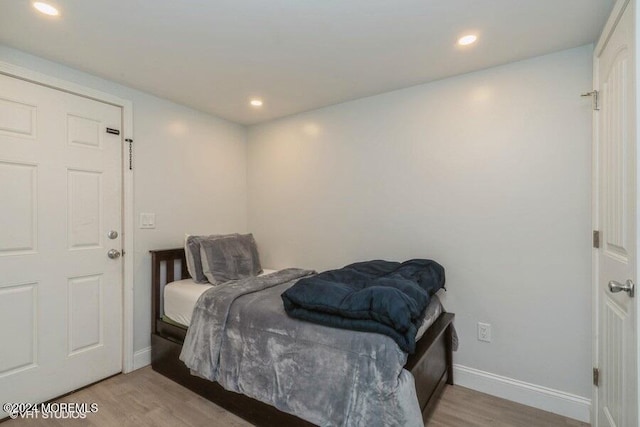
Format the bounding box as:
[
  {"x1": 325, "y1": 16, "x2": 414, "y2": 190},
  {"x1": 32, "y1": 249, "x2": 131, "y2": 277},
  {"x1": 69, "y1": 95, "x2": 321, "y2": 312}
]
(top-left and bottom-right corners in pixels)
[{"x1": 139, "y1": 213, "x2": 156, "y2": 229}]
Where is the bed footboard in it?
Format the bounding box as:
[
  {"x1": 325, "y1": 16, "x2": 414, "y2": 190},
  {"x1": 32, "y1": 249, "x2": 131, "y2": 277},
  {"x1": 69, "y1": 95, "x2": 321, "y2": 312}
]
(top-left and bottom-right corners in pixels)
[{"x1": 406, "y1": 312, "x2": 454, "y2": 420}]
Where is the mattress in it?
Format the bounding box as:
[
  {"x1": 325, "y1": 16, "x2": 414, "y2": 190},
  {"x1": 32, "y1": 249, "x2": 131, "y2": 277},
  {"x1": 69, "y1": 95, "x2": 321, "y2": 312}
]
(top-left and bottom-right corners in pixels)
[
  {"x1": 164, "y1": 269, "x2": 277, "y2": 327},
  {"x1": 164, "y1": 272, "x2": 445, "y2": 343}
]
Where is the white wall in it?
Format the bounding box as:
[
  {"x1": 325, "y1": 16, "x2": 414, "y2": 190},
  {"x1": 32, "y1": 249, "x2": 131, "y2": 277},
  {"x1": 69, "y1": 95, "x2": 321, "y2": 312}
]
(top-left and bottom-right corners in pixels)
[
  {"x1": 0, "y1": 45, "x2": 248, "y2": 354},
  {"x1": 248, "y1": 45, "x2": 593, "y2": 401}
]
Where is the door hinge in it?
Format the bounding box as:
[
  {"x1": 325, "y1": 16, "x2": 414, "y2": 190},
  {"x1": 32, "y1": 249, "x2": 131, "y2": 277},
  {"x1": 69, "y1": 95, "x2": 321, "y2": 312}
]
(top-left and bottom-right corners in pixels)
[
  {"x1": 125, "y1": 138, "x2": 133, "y2": 170},
  {"x1": 593, "y1": 367, "x2": 599, "y2": 387},
  {"x1": 581, "y1": 90, "x2": 600, "y2": 111},
  {"x1": 593, "y1": 230, "x2": 600, "y2": 248}
]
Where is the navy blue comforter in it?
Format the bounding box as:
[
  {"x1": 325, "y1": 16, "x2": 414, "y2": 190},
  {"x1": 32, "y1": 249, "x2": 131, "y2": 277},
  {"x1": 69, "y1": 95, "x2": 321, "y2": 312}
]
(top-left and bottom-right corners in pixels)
[{"x1": 281, "y1": 259, "x2": 445, "y2": 353}]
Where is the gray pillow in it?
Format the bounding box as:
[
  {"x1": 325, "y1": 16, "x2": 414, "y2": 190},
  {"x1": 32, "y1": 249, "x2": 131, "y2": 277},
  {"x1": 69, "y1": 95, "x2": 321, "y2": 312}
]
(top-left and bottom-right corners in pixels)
[
  {"x1": 185, "y1": 234, "x2": 239, "y2": 283},
  {"x1": 200, "y1": 234, "x2": 262, "y2": 285}
]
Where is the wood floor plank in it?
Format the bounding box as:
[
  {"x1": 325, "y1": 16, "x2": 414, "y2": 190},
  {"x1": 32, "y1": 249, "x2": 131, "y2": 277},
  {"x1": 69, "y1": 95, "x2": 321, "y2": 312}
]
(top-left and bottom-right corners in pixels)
[
  {"x1": 428, "y1": 385, "x2": 589, "y2": 427},
  {"x1": 4, "y1": 367, "x2": 589, "y2": 426}
]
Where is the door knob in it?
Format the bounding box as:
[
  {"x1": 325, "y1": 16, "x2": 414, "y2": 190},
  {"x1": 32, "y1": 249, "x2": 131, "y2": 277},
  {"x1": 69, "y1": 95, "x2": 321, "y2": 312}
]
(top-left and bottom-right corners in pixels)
[
  {"x1": 608, "y1": 279, "x2": 635, "y2": 297},
  {"x1": 107, "y1": 249, "x2": 121, "y2": 259}
]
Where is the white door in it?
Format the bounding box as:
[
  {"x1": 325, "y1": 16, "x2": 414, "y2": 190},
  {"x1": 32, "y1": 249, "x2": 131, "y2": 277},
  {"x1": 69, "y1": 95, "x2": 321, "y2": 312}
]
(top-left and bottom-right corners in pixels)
[
  {"x1": 0, "y1": 74, "x2": 123, "y2": 417},
  {"x1": 594, "y1": 1, "x2": 638, "y2": 426}
]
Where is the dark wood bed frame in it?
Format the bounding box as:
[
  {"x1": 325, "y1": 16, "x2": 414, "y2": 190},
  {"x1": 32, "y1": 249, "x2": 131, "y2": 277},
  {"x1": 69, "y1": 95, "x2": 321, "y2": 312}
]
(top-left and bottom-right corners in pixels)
[{"x1": 150, "y1": 248, "x2": 455, "y2": 426}]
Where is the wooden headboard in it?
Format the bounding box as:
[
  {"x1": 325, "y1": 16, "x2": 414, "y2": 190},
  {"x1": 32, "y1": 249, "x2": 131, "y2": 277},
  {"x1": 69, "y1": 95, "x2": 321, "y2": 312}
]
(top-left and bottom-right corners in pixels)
[{"x1": 149, "y1": 248, "x2": 190, "y2": 339}]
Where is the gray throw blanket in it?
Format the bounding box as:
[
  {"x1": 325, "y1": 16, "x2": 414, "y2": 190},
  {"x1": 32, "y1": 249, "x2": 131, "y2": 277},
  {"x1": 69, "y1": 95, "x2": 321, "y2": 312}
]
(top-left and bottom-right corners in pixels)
[{"x1": 180, "y1": 269, "x2": 424, "y2": 427}]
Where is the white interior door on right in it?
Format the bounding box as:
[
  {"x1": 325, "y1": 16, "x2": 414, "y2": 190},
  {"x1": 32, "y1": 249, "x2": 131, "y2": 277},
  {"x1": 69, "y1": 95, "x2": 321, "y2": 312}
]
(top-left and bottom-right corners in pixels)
[{"x1": 594, "y1": 1, "x2": 638, "y2": 426}]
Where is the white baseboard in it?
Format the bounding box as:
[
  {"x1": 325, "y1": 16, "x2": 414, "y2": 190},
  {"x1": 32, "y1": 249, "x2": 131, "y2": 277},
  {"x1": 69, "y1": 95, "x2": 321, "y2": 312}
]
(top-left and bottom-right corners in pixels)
[
  {"x1": 453, "y1": 364, "x2": 591, "y2": 423},
  {"x1": 132, "y1": 347, "x2": 151, "y2": 371}
]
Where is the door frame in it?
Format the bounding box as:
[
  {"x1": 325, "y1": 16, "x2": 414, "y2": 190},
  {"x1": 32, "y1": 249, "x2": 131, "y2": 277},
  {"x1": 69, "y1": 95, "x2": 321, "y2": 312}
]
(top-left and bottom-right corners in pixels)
[
  {"x1": 0, "y1": 60, "x2": 136, "y2": 374},
  {"x1": 591, "y1": 0, "x2": 638, "y2": 425}
]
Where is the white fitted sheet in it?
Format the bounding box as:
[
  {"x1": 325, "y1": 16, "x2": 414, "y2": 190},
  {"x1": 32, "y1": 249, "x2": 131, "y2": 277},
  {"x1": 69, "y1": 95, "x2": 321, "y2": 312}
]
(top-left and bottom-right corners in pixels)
[
  {"x1": 164, "y1": 272, "x2": 446, "y2": 344},
  {"x1": 164, "y1": 269, "x2": 277, "y2": 327}
]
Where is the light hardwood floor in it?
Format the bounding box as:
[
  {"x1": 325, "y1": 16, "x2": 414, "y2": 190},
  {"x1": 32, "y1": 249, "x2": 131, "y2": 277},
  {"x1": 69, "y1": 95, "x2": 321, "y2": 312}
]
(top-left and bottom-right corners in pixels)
[{"x1": 4, "y1": 367, "x2": 588, "y2": 426}]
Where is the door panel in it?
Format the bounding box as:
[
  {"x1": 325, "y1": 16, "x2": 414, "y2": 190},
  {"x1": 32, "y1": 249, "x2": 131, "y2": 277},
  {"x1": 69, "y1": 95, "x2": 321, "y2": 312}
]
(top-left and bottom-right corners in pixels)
[
  {"x1": 67, "y1": 169, "x2": 103, "y2": 249},
  {"x1": 68, "y1": 274, "x2": 103, "y2": 355},
  {"x1": 0, "y1": 161, "x2": 37, "y2": 254},
  {"x1": 0, "y1": 283, "x2": 37, "y2": 377},
  {"x1": 595, "y1": 1, "x2": 638, "y2": 426},
  {"x1": 0, "y1": 97, "x2": 36, "y2": 139},
  {"x1": 0, "y1": 74, "x2": 123, "y2": 418}
]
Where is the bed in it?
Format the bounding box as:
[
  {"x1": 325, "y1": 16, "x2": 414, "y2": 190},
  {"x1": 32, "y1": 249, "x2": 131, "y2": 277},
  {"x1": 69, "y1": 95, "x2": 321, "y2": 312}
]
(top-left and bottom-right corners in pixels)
[{"x1": 150, "y1": 248, "x2": 455, "y2": 426}]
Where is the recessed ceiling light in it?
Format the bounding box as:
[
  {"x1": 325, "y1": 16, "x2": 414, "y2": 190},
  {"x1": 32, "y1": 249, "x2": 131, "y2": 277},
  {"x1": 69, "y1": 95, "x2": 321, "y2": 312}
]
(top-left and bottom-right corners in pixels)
[
  {"x1": 250, "y1": 99, "x2": 263, "y2": 107},
  {"x1": 33, "y1": 2, "x2": 59, "y2": 16},
  {"x1": 457, "y1": 34, "x2": 478, "y2": 46}
]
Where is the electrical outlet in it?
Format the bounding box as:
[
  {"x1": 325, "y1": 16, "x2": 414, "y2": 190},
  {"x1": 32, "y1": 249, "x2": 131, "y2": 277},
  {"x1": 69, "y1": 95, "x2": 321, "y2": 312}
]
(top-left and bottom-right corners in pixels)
[{"x1": 478, "y1": 322, "x2": 492, "y2": 343}]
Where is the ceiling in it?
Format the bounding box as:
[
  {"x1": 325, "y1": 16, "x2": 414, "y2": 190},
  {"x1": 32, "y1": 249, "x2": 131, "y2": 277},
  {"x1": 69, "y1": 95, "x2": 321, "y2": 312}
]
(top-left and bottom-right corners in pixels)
[{"x1": 0, "y1": 1, "x2": 613, "y2": 125}]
